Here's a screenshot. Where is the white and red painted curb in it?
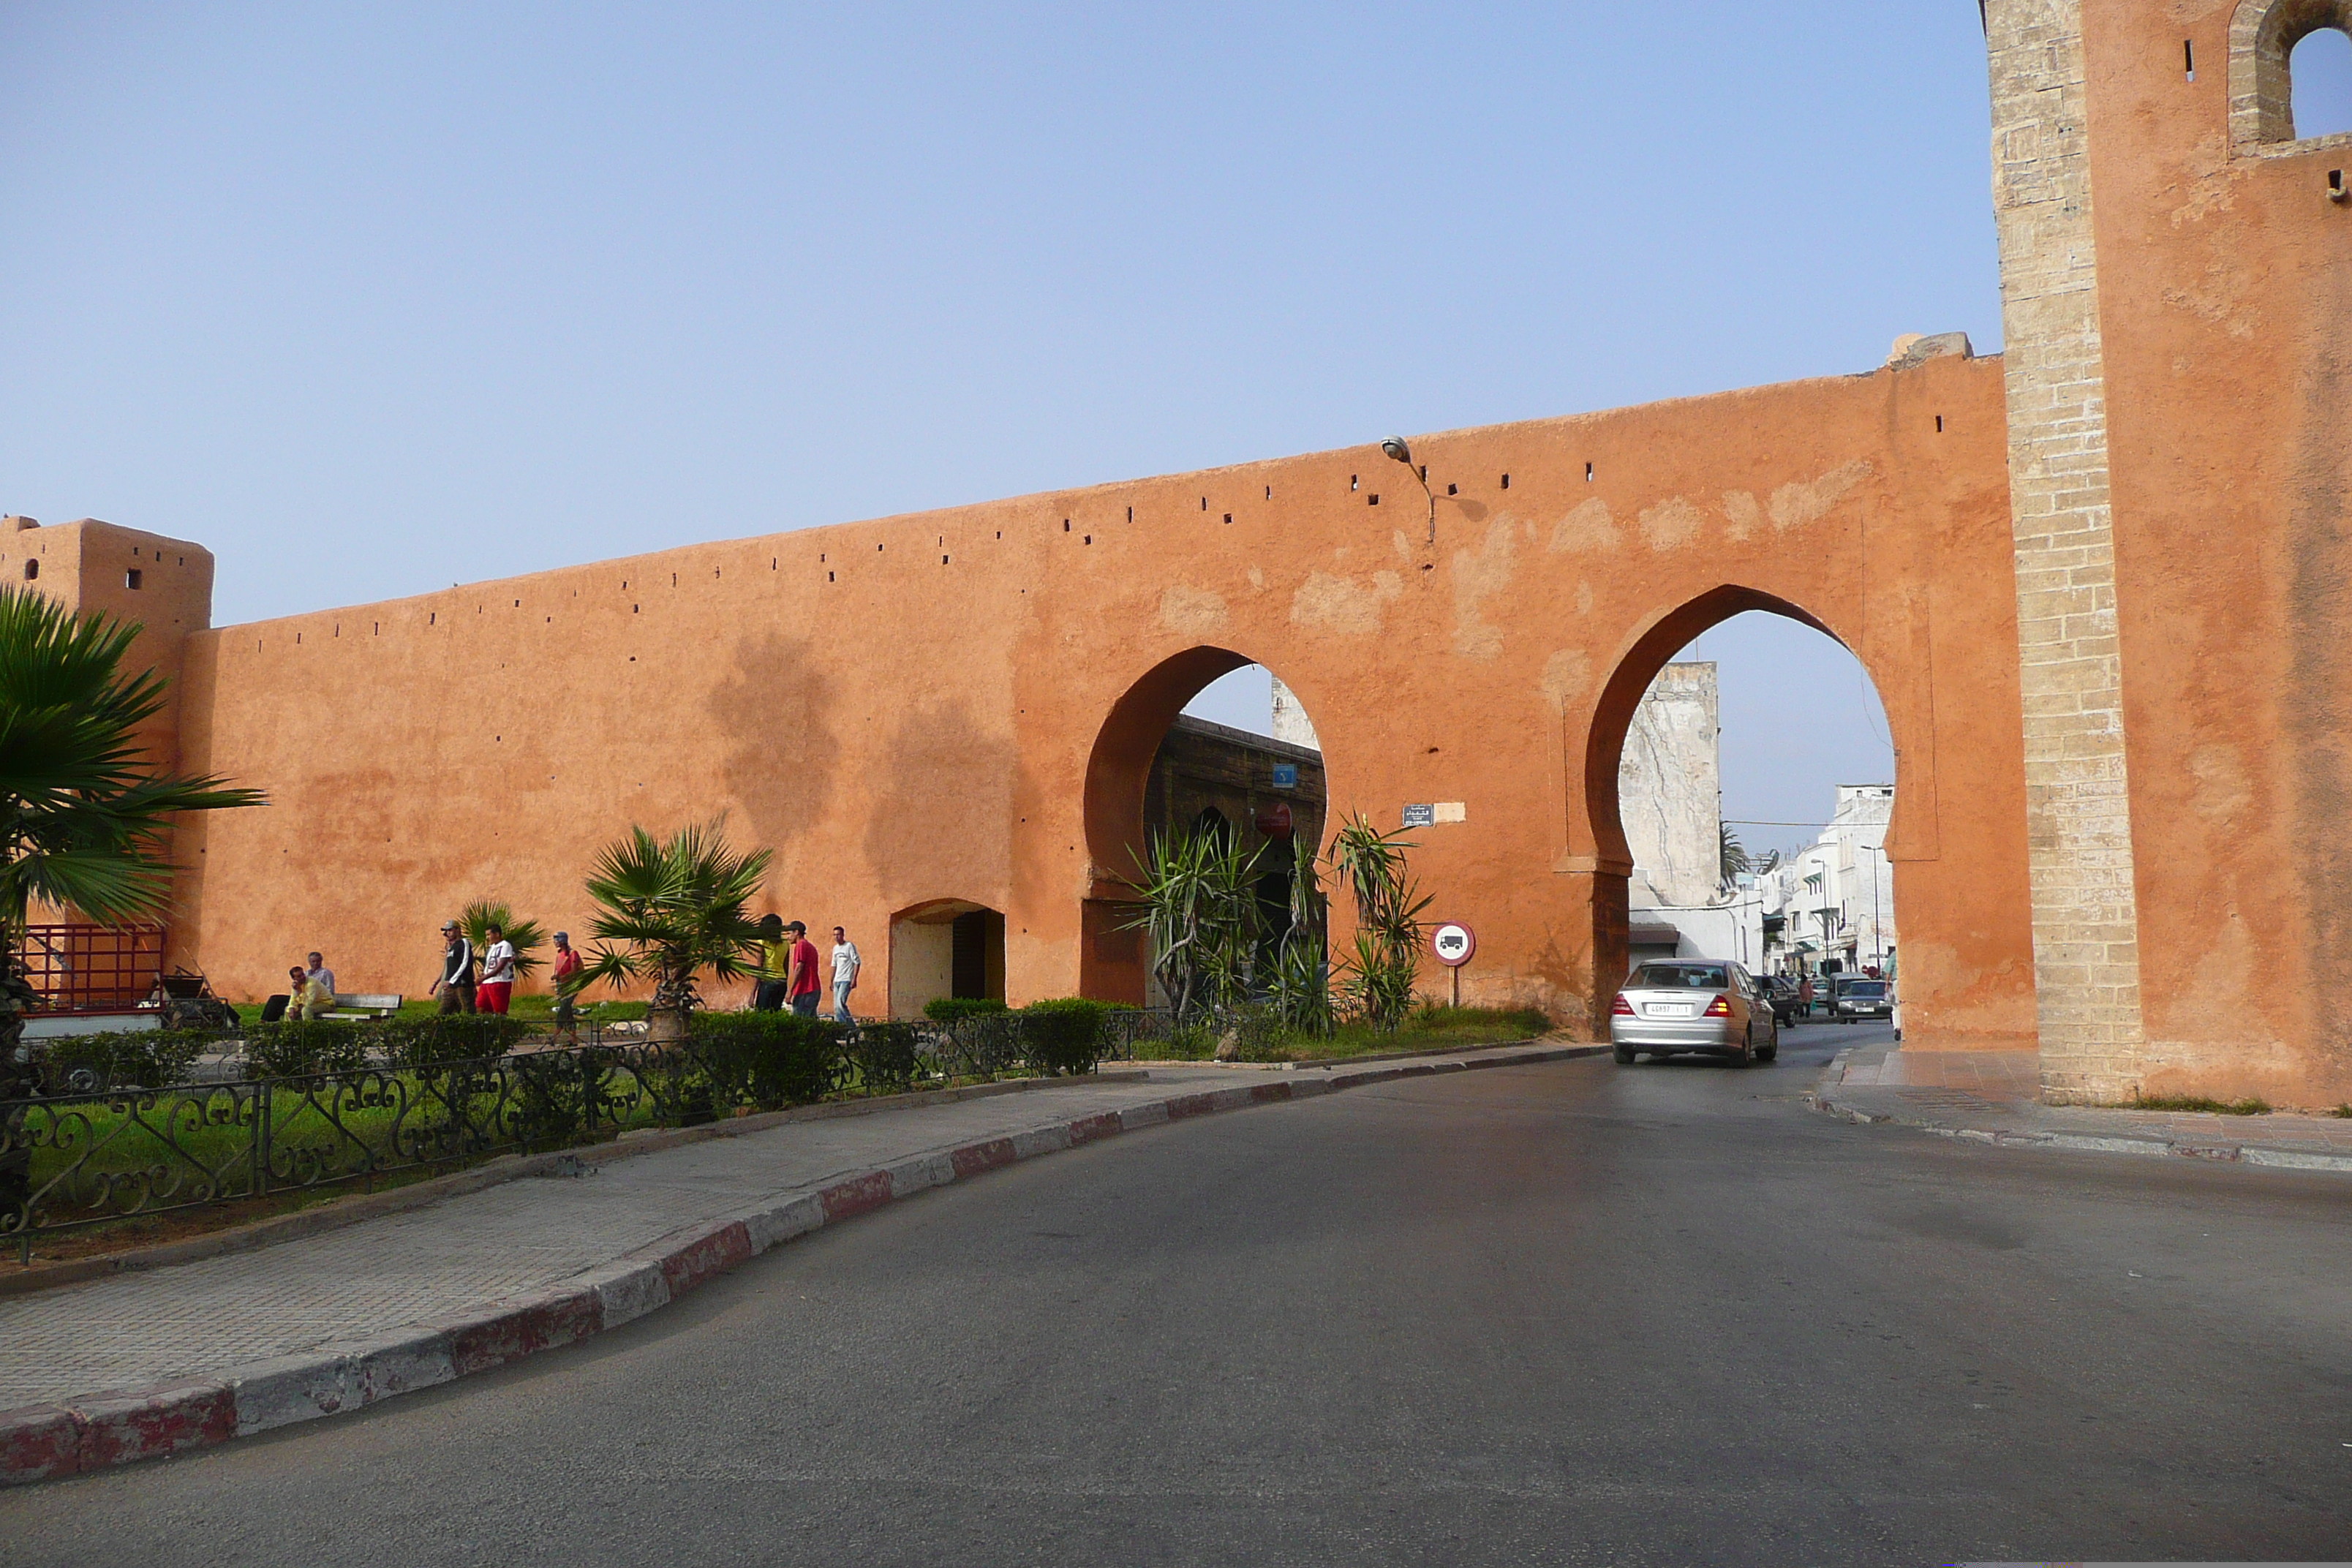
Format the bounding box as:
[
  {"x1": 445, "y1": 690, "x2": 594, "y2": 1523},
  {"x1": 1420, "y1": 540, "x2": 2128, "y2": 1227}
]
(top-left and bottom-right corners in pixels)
[
  {"x1": 1806, "y1": 1052, "x2": 2352, "y2": 1175},
  {"x1": 0, "y1": 1043, "x2": 1602, "y2": 1486}
]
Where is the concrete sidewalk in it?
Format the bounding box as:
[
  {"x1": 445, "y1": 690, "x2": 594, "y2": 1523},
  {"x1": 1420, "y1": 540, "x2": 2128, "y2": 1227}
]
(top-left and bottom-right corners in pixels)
[
  {"x1": 0, "y1": 1041, "x2": 1599, "y2": 1485},
  {"x1": 1811, "y1": 1044, "x2": 2352, "y2": 1172}
]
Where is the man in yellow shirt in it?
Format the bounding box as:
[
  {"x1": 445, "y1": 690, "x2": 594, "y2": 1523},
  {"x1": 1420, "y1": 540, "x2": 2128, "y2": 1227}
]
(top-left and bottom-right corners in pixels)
[{"x1": 753, "y1": 914, "x2": 790, "y2": 1011}]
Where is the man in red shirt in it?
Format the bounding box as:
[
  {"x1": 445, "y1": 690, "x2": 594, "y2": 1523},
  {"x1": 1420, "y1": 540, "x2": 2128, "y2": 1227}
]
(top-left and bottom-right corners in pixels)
[
  {"x1": 550, "y1": 931, "x2": 584, "y2": 1043},
  {"x1": 785, "y1": 921, "x2": 823, "y2": 1019}
]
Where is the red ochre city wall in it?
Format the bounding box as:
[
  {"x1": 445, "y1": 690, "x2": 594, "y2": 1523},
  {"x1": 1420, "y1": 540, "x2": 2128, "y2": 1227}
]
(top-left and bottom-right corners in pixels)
[{"x1": 159, "y1": 354, "x2": 2040, "y2": 1051}]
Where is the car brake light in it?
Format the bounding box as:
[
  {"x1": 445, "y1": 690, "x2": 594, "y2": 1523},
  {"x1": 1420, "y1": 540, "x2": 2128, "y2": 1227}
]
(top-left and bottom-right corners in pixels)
[
  {"x1": 1610, "y1": 994, "x2": 1635, "y2": 1016},
  {"x1": 1703, "y1": 995, "x2": 1732, "y2": 1017}
]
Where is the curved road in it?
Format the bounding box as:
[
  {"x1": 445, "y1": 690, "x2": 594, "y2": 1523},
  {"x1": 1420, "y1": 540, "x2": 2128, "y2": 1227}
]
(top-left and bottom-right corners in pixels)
[{"x1": 14, "y1": 1025, "x2": 2350, "y2": 1564}]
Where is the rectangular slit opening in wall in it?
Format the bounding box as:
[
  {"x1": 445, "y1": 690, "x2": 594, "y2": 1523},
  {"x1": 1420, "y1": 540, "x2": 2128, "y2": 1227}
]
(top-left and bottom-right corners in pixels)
[
  {"x1": 1222, "y1": 513, "x2": 1232, "y2": 524},
  {"x1": 1368, "y1": 494, "x2": 1380, "y2": 506},
  {"x1": 1446, "y1": 483, "x2": 1457, "y2": 495},
  {"x1": 2184, "y1": 39, "x2": 2194, "y2": 80},
  {"x1": 124, "y1": 569, "x2": 142, "y2": 590},
  {"x1": 2332, "y1": 170, "x2": 2345, "y2": 199},
  {"x1": 1936, "y1": 414, "x2": 1945, "y2": 432},
  {"x1": 1199, "y1": 497, "x2": 1207, "y2": 510},
  {"x1": 1583, "y1": 463, "x2": 1592, "y2": 482},
  {"x1": 1126, "y1": 507, "x2": 1133, "y2": 522},
  {"x1": 1264, "y1": 485, "x2": 1271, "y2": 499},
  {"x1": 1501, "y1": 473, "x2": 1510, "y2": 489}
]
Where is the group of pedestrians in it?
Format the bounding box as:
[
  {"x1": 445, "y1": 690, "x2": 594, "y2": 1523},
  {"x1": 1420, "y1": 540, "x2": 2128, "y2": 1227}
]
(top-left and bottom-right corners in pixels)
[
  {"x1": 753, "y1": 916, "x2": 861, "y2": 1022},
  {"x1": 429, "y1": 919, "x2": 568, "y2": 1017},
  {"x1": 418, "y1": 916, "x2": 856, "y2": 1026}
]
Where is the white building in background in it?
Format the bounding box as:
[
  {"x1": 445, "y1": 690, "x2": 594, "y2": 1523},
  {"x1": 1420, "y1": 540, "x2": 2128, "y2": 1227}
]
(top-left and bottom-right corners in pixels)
[
  {"x1": 1616, "y1": 663, "x2": 1766, "y2": 970},
  {"x1": 1269, "y1": 674, "x2": 1322, "y2": 750},
  {"x1": 1760, "y1": 784, "x2": 1897, "y2": 978}
]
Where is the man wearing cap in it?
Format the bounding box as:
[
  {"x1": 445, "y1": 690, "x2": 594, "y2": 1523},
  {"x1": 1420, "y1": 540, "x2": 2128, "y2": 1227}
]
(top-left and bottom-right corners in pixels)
[
  {"x1": 549, "y1": 930, "x2": 583, "y2": 1042},
  {"x1": 432, "y1": 921, "x2": 476, "y2": 1014}
]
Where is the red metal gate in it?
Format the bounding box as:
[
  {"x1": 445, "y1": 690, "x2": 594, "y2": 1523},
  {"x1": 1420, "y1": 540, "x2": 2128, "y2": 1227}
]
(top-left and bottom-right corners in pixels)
[{"x1": 18, "y1": 924, "x2": 166, "y2": 1012}]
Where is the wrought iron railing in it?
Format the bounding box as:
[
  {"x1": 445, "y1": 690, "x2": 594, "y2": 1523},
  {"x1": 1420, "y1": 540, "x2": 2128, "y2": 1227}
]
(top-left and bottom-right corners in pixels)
[{"x1": 0, "y1": 1008, "x2": 1175, "y2": 1253}]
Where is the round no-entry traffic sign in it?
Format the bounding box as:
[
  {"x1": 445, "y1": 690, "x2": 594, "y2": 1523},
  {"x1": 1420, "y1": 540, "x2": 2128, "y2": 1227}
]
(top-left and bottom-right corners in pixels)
[{"x1": 1431, "y1": 923, "x2": 1476, "y2": 967}]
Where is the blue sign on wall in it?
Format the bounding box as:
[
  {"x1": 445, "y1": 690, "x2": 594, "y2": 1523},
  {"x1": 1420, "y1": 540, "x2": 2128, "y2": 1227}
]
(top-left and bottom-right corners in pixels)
[{"x1": 1271, "y1": 763, "x2": 1298, "y2": 791}]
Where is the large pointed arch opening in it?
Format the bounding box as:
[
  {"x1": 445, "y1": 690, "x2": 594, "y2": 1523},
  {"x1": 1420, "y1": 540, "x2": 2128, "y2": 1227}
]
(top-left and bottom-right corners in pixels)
[
  {"x1": 1079, "y1": 647, "x2": 1330, "y2": 1003},
  {"x1": 1580, "y1": 584, "x2": 1907, "y2": 1026}
]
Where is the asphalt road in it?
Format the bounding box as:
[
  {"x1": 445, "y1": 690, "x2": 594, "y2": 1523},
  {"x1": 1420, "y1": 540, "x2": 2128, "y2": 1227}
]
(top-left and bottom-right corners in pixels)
[{"x1": 12, "y1": 1025, "x2": 2351, "y2": 1565}]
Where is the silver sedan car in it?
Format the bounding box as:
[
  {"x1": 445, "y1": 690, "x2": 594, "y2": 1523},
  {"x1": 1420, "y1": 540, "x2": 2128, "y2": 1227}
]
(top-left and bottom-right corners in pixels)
[{"x1": 1609, "y1": 960, "x2": 1779, "y2": 1066}]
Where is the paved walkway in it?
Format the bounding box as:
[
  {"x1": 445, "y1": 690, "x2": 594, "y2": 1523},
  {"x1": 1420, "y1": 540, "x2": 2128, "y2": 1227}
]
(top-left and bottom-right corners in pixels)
[
  {"x1": 0, "y1": 1063, "x2": 1292, "y2": 1409},
  {"x1": 1814, "y1": 1045, "x2": 2352, "y2": 1170}
]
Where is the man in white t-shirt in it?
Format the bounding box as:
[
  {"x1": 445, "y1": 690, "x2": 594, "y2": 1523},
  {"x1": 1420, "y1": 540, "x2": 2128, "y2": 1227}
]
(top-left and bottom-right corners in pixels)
[
  {"x1": 829, "y1": 927, "x2": 861, "y2": 1025},
  {"x1": 477, "y1": 923, "x2": 517, "y2": 1016}
]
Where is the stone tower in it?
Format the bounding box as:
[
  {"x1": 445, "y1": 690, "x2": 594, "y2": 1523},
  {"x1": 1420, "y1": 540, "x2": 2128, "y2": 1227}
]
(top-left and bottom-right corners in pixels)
[{"x1": 1985, "y1": 0, "x2": 2352, "y2": 1103}]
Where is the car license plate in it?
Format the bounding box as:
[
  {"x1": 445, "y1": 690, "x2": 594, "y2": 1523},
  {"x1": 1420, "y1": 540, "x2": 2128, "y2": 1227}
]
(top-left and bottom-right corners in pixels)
[{"x1": 1649, "y1": 1003, "x2": 1697, "y2": 1019}]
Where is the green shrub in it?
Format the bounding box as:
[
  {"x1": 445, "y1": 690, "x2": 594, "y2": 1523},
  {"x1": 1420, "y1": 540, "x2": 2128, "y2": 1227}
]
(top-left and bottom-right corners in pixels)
[
  {"x1": 244, "y1": 1020, "x2": 374, "y2": 1079},
  {"x1": 689, "y1": 1010, "x2": 845, "y2": 1109},
  {"x1": 378, "y1": 1014, "x2": 537, "y2": 1068},
  {"x1": 38, "y1": 1028, "x2": 219, "y2": 1093},
  {"x1": 848, "y1": 1021, "x2": 927, "y2": 1095},
  {"x1": 1019, "y1": 998, "x2": 1107, "y2": 1076},
  {"x1": 923, "y1": 997, "x2": 1009, "y2": 1022}
]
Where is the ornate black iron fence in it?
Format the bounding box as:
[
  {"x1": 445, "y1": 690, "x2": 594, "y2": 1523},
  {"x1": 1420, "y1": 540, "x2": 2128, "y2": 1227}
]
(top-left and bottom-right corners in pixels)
[{"x1": 0, "y1": 1008, "x2": 1174, "y2": 1252}]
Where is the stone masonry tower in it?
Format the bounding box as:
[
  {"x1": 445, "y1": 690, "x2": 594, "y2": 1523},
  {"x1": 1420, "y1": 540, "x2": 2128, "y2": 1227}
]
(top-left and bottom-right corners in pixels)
[{"x1": 1986, "y1": 0, "x2": 2352, "y2": 1104}]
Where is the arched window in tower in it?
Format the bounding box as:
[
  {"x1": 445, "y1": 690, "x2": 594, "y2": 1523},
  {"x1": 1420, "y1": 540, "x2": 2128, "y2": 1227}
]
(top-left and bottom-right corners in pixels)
[
  {"x1": 2230, "y1": 0, "x2": 2352, "y2": 148},
  {"x1": 2290, "y1": 22, "x2": 2352, "y2": 138}
]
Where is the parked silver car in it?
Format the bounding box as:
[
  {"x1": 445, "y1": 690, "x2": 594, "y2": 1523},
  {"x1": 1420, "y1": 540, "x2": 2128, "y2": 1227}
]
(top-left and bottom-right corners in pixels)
[{"x1": 1610, "y1": 960, "x2": 1779, "y2": 1066}]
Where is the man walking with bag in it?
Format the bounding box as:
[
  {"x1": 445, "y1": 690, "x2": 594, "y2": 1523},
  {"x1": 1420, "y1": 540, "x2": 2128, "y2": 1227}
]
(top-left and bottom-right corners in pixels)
[{"x1": 432, "y1": 920, "x2": 475, "y2": 1014}]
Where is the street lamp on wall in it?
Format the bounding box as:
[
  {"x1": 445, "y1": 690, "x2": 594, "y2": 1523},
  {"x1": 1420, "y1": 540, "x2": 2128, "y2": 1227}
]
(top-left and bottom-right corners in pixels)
[{"x1": 1380, "y1": 437, "x2": 1438, "y2": 546}]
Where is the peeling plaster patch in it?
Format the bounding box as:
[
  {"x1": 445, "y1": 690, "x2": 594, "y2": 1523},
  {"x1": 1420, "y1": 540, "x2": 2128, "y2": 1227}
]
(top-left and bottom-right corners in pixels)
[
  {"x1": 2170, "y1": 133, "x2": 2245, "y2": 228},
  {"x1": 1392, "y1": 530, "x2": 1412, "y2": 561},
  {"x1": 1159, "y1": 584, "x2": 1228, "y2": 636},
  {"x1": 1450, "y1": 518, "x2": 1518, "y2": 661},
  {"x1": 1575, "y1": 580, "x2": 1594, "y2": 615},
  {"x1": 1638, "y1": 496, "x2": 1704, "y2": 551},
  {"x1": 1722, "y1": 491, "x2": 1763, "y2": 543},
  {"x1": 2189, "y1": 743, "x2": 2252, "y2": 823},
  {"x1": 1245, "y1": 566, "x2": 1265, "y2": 592},
  {"x1": 1540, "y1": 649, "x2": 1591, "y2": 713},
  {"x1": 1769, "y1": 460, "x2": 1872, "y2": 531},
  {"x1": 1292, "y1": 570, "x2": 1403, "y2": 635},
  {"x1": 2160, "y1": 251, "x2": 2259, "y2": 339},
  {"x1": 1548, "y1": 498, "x2": 1620, "y2": 553}
]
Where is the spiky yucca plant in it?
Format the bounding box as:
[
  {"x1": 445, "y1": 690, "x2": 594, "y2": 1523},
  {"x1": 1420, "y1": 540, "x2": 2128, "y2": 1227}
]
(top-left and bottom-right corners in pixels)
[{"x1": 1324, "y1": 812, "x2": 1430, "y2": 1031}]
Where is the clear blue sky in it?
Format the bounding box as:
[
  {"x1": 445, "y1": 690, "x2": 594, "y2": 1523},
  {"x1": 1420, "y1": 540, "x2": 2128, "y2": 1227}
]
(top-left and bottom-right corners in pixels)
[{"x1": 24, "y1": 3, "x2": 2323, "y2": 848}]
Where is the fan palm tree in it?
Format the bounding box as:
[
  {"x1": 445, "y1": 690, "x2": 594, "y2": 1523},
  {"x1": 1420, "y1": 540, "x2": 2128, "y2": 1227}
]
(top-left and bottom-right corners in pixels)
[
  {"x1": 459, "y1": 899, "x2": 546, "y2": 980},
  {"x1": 574, "y1": 818, "x2": 769, "y2": 1039},
  {"x1": 0, "y1": 586, "x2": 264, "y2": 1218}
]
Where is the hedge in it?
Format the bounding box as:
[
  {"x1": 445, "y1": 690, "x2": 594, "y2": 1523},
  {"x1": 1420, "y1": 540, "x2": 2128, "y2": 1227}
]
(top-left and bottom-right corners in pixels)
[
  {"x1": 33, "y1": 1028, "x2": 222, "y2": 1093},
  {"x1": 1019, "y1": 998, "x2": 1107, "y2": 1077},
  {"x1": 923, "y1": 997, "x2": 1009, "y2": 1022}
]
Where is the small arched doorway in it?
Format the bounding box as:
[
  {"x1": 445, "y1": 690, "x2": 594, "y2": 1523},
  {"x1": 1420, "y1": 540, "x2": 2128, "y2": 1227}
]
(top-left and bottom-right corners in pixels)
[
  {"x1": 889, "y1": 898, "x2": 1005, "y2": 1018},
  {"x1": 1079, "y1": 648, "x2": 1329, "y2": 1003}
]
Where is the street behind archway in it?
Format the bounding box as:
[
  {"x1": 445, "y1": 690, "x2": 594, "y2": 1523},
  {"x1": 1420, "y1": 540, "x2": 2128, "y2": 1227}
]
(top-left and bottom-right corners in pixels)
[{"x1": 15, "y1": 1025, "x2": 2348, "y2": 1565}]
